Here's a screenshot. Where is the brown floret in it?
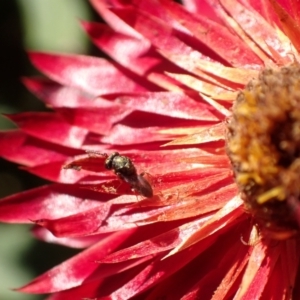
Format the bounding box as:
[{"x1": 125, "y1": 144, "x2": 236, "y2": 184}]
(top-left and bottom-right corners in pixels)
[{"x1": 227, "y1": 64, "x2": 300, "y2": 239}]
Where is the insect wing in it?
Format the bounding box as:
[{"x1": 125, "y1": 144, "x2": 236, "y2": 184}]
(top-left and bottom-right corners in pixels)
[{"x1": 135, "y1": 174, "x2": 153, "y2": 198}]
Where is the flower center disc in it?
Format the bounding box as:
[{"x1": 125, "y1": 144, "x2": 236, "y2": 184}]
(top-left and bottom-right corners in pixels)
[{"x1": 226, "y1": 64, "x2": 300, "y2": 239}]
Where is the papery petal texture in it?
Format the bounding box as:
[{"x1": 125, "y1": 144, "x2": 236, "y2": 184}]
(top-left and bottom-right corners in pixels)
[{"x1": 1, "y1": 0, "x2": 300, "y2": 299}]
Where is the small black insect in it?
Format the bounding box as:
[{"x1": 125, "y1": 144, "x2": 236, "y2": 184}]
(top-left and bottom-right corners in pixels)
[{"x1": 105, "y1": 152, "x2": 153, "y2": 198}]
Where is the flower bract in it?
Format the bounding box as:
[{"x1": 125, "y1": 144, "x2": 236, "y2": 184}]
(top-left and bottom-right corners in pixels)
[{"x1": 1, "y1": 0, "x2": 300, "y2": 299}]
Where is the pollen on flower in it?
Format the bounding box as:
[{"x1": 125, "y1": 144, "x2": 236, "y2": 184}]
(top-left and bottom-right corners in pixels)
[{"x1": 226, "y1": 63, "x2": 300, "y2": 239}]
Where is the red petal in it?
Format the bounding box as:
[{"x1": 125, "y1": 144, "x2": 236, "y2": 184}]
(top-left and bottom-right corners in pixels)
[
  {"x1": 63, "y1": 152, "x2": 107, "y2": 173},
  {"x1": 23, "y1": 78, "x2": 101, "y2": 108},
  {"x1": 261, "y1": 239, "x2": 300, "y2": 300},
  {"x1": 18, "y1": 229, "x2": 136, "y2": 293},
  {"x1": 57, "y1": 103, "x2": 133, "y2": 135},
  {"x1": 211, "y1": 242, "x2": 252, "y2": 300},
  {"x1": 101, "y1": 124, "x2": 176, "y2": 145},
  {"x1": 169, "y1": 196, "x2": 243, "y2": 254},
  {"x1": 269, "y1": 0, "x2": 300, "y2": 52},
  {"x1": 34, "y1": 200, "x2": 174, "y2": 237},
  {"x1": 46, "y1": 280, "x2": 104, "y2": 300},
  {"x1": 0, "y1": 184, "x2": 104, "y2": 223},
  {"x1": 90, "y1": 0, "x2": 142, "y2": 38},
  {"x1": 165, "y1": 72, "x2": 237, "y2": 100},
  {"x1": 151, "y1": 223, "x2": 249, "y2": 299},
  {"x1": 163, "y1": 122, "x2": 225, "y2": 146},
  {"x1": 219, "y1": 0, "x2": 293, "y2": 65},
  {"x1": 82, "y1": 21, "x2": 183, "y2": 91},
  {"x1": 116, "y1": 92, "x2": 220, "y2": 121},
  {"x1": 111, "y1": 7, "x2": 212, "y2": 59},
  {"x1": 33, "y1": 204, "x2": 113, "y2": 237},
  {"x1": 64, "y1": 148, "x2": 224, "y2": 175},
  {"x1": 45, "y1": 257, "x2": 154, "y2": 299},
  {"x1": 7, "y1": 112, "x2": 89, "y2": 148},
  {"x1": 101, "y1": 217, "x2": 215, "y2": 263},
  {"x1": 290, "y1": 0, "x2": 300, "y2": 24},
  {"x1": 142, "y1": 182, "x2": 237, "y2": 222},
  {"x1": 234, "y1": 241, "x2": 280, "y2": 299},
  {"x1": 0, "y1": 130, "x2": 78, "y2": 167},
  {"x1": 108, "y1": 234, "x2": 218, "y2": 299},
  {"x1": 29, "y1": 52, "x2": 155, "y2": 95},
  {"x1": 244, "y1": 0, "x2": 281, "y2": 26},
  {"x1": 24, "y1": 161, "x2": 107, "y2": 183},
  {"x1": 159, "y1": 0, "x2": 263, "y2": 68},
  {"x1": 164, "y1": 55, "x2": 259, "y2": 86},
  {"x1": 32, "y1": 226, "x2": 104, "y2": 249}
]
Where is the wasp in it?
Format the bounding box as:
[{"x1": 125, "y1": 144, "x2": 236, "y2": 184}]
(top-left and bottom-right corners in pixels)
[{"x1": 105, "y1": 152, "x2": 153, "y2": 198}]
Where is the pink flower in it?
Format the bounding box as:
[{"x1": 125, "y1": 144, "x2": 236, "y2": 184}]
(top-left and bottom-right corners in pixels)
[{"x1": 1, "y1": 0, "x2": 300, "y2": 299}]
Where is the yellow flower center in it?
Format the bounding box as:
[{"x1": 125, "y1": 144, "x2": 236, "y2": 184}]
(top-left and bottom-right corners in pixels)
[{"x1": 226, "y1": 64, "x2": 300, "y2": 239}]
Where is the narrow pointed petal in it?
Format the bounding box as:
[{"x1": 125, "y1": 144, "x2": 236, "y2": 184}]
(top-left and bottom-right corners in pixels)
[
  {"x1": 164, "y1": 55, "x2": 259, "y2": 86},
  {"x1": 100, "y1": 124, "x2": 178, "y2": 145},
  {"x1": 32, "y1": 226, "x2": 104, "y2": 248},
  {"x1": 219, "y1": 0, "x2": 294, "y2": 64},
  {"x1": 100, "y1": 220, "x2": 210, "y2": 263},
  {"x1": 56, "y1": 105, "x2": 133, "y2": 135},
  {"x1": 116, "y1": 92, "x2": 220, "y2": 121},
  {"x1": 2, "y1": 0, "x2": 300, "y2": 299},
  {"x1": 81, "y1": 21, "x2": 184, "y2": 91},
  {"x1": 163, "y1": 122, "x2": 225, "y2": 146},
  {"x1": 159, "y1": 0, "x2": 263, "y2": 68},
  {"x1": 108, "y1": 235, "x2": 218, "y2": 299},
  {"x1": 233, "y1": 241, "x2": 280, "y2": 300},
  {"x1": 0, "y1": 185, "x2": 104, "y2": 223},
  {"x1": 23, "y1": 78, "x2": 105, "y2": 108},
  {"x1": 169, "y1": 196, "x2": 243, "y2": 254},
  {"x1": 0, "y1": 131, "x2": 79, "y2": 167},
  {"x1": 6, "y1": 113, "x2": 89, "y2": 148},
  {"x1": 29, "y1": 52, "x2": 155, "y2": 95},
  {"x1": 175, "y1": 227, "x2": 250, "y2": 300},
  {"x1": 18, "y1": 230, "x2": 136, "y2": 293},
  {"x1": 165, "y1": 72, "x2": 237, "y2": 100},
  {"x1": 142, "y1": 183, "x2": 237, "y2": 223},
  {"x1": 269, "y1": 0, "x2": 300, "y2": 52}
]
